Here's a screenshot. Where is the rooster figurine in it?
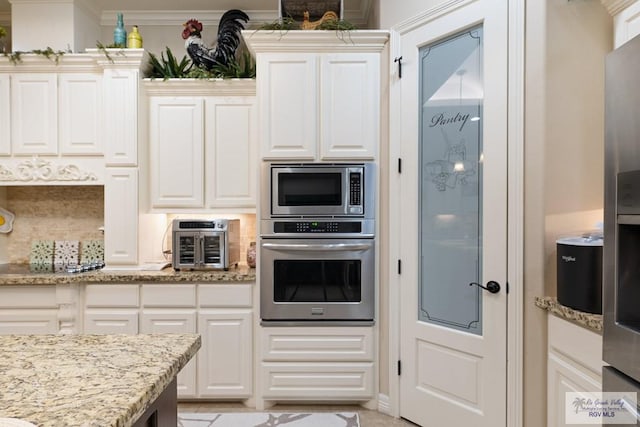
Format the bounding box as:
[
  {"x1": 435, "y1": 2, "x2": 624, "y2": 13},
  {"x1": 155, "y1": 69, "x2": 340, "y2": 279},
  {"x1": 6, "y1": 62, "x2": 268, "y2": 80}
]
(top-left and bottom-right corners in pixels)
[{"x1": 182, "y1": 9, "x2": 249, "y2": 71}]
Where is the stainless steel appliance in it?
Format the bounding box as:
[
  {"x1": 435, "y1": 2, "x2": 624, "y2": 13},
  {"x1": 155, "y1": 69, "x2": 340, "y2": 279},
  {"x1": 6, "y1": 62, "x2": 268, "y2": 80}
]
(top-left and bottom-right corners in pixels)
[
  {"x1": 172, "y1": 219, "x2": 240, "y2": 271},
  {"x1": 262, "y1": 162, "x2": 375, "y2": 218},
  {"x1": 604, "y1": 33, "x2": 640, "y2": 420},
  {"x1": 260, "y1": 162, "x2": 376, "y2": 324}
]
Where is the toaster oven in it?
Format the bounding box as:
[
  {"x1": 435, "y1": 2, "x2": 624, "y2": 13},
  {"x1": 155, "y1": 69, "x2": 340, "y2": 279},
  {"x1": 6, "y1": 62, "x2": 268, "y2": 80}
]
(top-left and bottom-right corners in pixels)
[{"x1": 172, "y1": 219, "x2": 240, "y2": 270}]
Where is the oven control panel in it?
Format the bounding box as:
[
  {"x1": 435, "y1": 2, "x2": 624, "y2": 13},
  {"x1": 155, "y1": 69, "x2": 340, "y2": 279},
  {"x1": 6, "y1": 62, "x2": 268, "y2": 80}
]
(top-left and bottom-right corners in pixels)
[{"x1": 273, "y1": 221, "x2": 362, "y2": 233}]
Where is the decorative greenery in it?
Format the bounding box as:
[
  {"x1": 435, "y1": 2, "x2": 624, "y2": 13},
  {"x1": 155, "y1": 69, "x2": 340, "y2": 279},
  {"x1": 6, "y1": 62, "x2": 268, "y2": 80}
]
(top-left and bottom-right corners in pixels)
[
  {"x1": 145, "y1": 46, "x2": 256, "y2": 80},
  {"x1": 316, "y1": 19, "x2": 356, "y2": 31},
  {"x1": 2, "y1": 46, "x2": 68, "y2": 65},
  {"x1": 147, "y1": 47, "x2": 192, "y2": 79},
  {"x1": 0, "y1": 26, "x2": 6, "y2": 39},
  {"x1": 95, "y1": 41, "x2": 126, "y2": 63},
  {"x1": 258, "y1": 17, "x2": 300, "y2": 31}
]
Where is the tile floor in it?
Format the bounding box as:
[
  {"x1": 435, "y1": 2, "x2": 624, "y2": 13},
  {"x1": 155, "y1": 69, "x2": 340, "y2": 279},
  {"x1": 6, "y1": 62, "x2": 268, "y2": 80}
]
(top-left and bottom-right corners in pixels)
[{"x1": 178, "y1": 402, "x2": 418, "y2": 426}]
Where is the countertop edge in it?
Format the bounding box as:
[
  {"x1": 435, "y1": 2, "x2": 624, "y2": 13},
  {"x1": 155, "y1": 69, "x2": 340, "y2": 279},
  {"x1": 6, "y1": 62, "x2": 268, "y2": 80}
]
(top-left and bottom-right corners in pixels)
[
  {"x1": 535, "y1": 296, "x2": 603, "y2": 333},
  {"x1": 0, "y1": 267, "x2": 256, "y2": 286}
]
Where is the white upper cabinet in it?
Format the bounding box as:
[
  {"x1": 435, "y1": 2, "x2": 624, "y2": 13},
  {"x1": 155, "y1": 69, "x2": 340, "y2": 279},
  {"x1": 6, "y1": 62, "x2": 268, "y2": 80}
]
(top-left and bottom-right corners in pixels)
[
  {"x1": 0, "y1": 74, "x2": 9, "y2": 156},
  {"x1": 10, "y1": 73, "x2": 58, "y2": 155},
  {"x1": 320, "y1": 53, "x2": 380, "y2": 159},
  {"x1": 59, "y1": 73, "x2": 103, "y2": 155},
  {"x1": 150, "y1": 97, "x2": 205, "y2": 208},
  {"x1": 258, "y1": 53, "x2": 318, "y2": 159},
  {"x1": 244, "y1": 30, "x2": 389, "y2": 161},
  {"x1": 205, "y1": 96, "x2": 257, "y2": 209},
  {"x1": 145, "y1": 79, "x2": 257, "y2": 211},
  {"x1": 103, "y1": 69, "x2": 140, "y2": 166}
]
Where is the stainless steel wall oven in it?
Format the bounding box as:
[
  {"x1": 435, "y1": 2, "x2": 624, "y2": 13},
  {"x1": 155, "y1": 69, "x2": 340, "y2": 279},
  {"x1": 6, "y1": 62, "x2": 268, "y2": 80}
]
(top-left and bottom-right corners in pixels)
[{"x1": 260, "y1": 162, "x2": 376, "y2": 324}]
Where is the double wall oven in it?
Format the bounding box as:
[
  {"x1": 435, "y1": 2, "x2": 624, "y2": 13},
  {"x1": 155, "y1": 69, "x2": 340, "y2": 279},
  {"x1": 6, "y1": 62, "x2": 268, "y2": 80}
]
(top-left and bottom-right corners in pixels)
[{"x1": 260, "y1": 162, "x2": 375, "y2": 324}]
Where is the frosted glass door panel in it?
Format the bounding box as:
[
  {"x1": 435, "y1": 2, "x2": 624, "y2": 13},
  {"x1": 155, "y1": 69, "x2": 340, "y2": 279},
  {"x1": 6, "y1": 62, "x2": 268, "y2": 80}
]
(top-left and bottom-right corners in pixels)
[{"x1": 419, "y1": 26, "x2": 484, "y2": 335}]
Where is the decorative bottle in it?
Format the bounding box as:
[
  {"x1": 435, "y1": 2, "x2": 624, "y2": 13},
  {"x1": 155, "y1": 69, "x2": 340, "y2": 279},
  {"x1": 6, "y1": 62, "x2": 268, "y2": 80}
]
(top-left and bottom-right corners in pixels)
[
  {"x1": 113, "y1": 13, "x2": 126, "y2": 46},
  {"x1": 127, "y1": 25, "x2": 143, "y2": 48}
]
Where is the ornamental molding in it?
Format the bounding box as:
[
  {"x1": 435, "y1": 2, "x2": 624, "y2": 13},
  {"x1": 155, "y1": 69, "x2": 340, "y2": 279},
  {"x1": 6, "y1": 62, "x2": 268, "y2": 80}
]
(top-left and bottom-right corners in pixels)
[
  {"x1": 601, "y1": 0, "x2": 637, "y2": 16},
  {"x1": 0, "y1": 158, "x2": 98, "y2": 182}
]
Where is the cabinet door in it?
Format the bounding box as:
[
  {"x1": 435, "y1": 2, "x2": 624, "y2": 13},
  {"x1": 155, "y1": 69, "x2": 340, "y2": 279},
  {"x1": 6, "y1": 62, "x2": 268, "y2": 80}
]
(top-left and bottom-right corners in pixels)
[
  {"x1": 11, "y1": 73, "x2": 58, "y2": 155},
  {"x1": 320, "y1": 53, "x2": 379, "y2": 159},
  {"x1": 259, "y1": 53, "x2": 318, "y2": 159},
  {"x1": 150, "y1": 97, "x2": 204, "y2": 208},
  {"x1": 103, "y1": 69, "x2": 138, "y2": 166},
  {"x1": 59, "y1": 73, "x2": 103, "y2": 155},
  {"x1": 197, "y1": 310, "x2": 252, "y2": 398},
  {"x1": 104, "y1": 168, "x2": 138, "y2": 264},
  {"x1": 206, "y1": 97, "x2": 257, "y2": 208},
  {"x1": 0, "y1": 74, "x2": 9, "y2": 155},
  {"x1": 615, "y1": 2, "x2": 640, "y2": 48},
  {"x1": 140, "y1": 310, "x2": 198, "y2": 398}
]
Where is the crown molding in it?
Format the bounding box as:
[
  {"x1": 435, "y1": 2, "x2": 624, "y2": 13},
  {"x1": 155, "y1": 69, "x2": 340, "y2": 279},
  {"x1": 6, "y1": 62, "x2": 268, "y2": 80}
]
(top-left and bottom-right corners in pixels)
[
  {"x1": 99, "y1": 7, "x2": 370, "y2": 28},
  {"x1": 601, "y1": 0, "x2": 637, "y2": 16}
]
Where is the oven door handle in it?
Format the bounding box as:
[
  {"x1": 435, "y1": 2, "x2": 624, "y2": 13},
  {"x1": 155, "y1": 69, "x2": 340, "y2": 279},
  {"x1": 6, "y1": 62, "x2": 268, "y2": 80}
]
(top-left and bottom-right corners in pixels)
[{"x1": 262, "y1": 242, "x2": 372, "y2": 251}]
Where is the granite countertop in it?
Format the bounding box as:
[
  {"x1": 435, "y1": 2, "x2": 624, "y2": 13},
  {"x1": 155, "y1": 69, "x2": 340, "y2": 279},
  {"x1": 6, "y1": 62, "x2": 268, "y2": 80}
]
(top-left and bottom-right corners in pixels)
[
  {"x1": 0, "y1": 264, "x2": 256, "y2": 286},
  {"x1": 0, "y1": 333, "x2": 200, "y2": 427},
  {"x1": 535, "y1": 296, "x2": 603, "y2": 332}
]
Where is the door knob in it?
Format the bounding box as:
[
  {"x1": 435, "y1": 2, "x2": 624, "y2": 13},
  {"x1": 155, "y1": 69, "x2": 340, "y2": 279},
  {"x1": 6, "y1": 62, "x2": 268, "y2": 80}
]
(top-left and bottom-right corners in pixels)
[{"x1": 469, "y1": 280, "x2": 501, "y2": 294}]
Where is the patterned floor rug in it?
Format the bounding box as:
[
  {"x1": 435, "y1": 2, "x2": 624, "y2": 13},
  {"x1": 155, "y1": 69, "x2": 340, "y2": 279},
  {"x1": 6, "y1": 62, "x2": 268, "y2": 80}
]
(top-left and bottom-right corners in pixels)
[{"x1": 177, "y1": 412, "x2": 360, "y2": 427}]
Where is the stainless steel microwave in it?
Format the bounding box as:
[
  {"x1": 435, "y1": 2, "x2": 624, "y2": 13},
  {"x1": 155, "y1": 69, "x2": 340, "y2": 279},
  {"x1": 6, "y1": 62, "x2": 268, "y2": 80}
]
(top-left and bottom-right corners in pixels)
[{"x1": 261, "y1": 162, "x2": 375, "y2": 218}]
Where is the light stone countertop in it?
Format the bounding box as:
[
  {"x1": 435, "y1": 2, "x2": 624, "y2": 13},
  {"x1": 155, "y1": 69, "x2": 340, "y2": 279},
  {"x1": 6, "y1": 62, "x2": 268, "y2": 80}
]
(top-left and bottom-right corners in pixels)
[
  {"x1": 535, "y1": 296, "x2": 603, "y2": 333},
  {"x1": 0, "y1": 265, "x2": 256, "y2": 286},
  {"x1": 0, "y1": 333, "x2": 200, "y2": 427}
]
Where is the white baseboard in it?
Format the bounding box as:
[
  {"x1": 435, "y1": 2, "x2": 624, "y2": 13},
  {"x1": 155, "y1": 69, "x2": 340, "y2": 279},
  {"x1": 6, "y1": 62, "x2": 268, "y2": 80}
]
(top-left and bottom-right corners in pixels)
[{"x1": 377, "y1": 393, "x2": 391, "y2": 415}]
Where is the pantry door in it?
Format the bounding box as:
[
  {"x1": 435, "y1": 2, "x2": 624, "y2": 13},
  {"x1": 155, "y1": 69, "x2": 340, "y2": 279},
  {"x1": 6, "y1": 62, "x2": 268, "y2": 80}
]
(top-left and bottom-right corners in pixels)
[{"x1": 397, "y1": 1, "x2": 508, "y2": 426}]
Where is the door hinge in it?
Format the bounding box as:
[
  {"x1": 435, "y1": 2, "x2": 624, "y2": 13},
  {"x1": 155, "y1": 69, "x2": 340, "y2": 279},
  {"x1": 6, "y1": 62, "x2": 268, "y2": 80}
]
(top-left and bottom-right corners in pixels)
[
  {"x1": 397, "y1": 360, "x2": 402, "y2": 376},
  {"x1": 397, "y1": 259, "x2": 402, "y2": 274},
  {"x1": 398, "y1": 158, "x2": 402, "y2": 173}
]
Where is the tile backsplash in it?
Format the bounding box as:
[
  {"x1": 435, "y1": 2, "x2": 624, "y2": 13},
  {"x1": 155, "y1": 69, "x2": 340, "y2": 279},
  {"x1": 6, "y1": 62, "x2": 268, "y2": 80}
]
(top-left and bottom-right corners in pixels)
[
  {"x1": 0, "y1": 186, "x2": 258, "y2": 266},
  {"x1": 2, "y1": 186, "x2": 105, "y2": 264}
]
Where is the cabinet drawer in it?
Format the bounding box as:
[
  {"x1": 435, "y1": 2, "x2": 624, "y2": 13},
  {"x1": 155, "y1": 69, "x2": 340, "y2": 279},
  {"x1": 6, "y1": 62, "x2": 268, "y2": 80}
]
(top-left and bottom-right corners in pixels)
[
  {"x1": 0, "y1": 286, "x2": 57, "y2": 308},
  {"x1": 84, "y1": 310, "x2": 138, "y2": 334},
  {"x1": 0, "y1": 310, "x2": 58, "y2": 334},
  {"x1": 85, "y1": 284, "x2": 139, "y2": 307},
  {"x1": 141, "y1": 284, "x2": 196, "y2": 307},
  {"x1": 260, "y1": 362, "x2": 374, "y2": 400},
  {"x1": 262, "y1": 327, "x2": 374, "y2": 361},
  {"x1": 198, "y1": 284, "x2": 252, "y2": 308}
]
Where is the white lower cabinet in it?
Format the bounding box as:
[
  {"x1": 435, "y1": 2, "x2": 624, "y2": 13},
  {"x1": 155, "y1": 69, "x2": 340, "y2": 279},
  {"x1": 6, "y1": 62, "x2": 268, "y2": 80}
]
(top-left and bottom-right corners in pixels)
[
  {"x1": 0, "y1": 286, "x2": 59, "y2": 334},
  {"x1": 83, "y1": 284, "x2": 139, "y2": 334},
  {"x1": 259, "y1": 327, "x2": 375, "y2": 401},
  {"x1": 140, "y1": 284, "x2": 197, "y2": 398},
  {"x1": 198, "y1": 284, "x2": 253, "y2": 398},
  {"x1": 547, "y1": 314, "x2": 604, "y2": 427},
  {"x1": 83, "y1": 282, "x2": 254, "y2": 400}
]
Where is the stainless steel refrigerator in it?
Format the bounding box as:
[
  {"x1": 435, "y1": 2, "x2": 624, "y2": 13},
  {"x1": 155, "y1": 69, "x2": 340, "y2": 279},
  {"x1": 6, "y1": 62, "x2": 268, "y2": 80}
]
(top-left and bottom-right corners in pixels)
[{"x1": 603, "y1": 32, "x2": 640, "y2": 426}]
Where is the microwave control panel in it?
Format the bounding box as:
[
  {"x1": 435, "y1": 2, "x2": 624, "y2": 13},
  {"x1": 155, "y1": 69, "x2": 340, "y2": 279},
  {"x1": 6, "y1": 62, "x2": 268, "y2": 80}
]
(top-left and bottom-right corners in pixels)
[{"x1": 350, "y1": 172, "x2": 362, "y2": 206}]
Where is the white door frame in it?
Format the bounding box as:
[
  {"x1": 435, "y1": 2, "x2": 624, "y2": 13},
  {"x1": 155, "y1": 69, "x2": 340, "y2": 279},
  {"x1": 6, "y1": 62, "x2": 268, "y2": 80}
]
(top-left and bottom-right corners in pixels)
[{"x1": 386, "y1": 0, "x2": 525, "y2": 426}]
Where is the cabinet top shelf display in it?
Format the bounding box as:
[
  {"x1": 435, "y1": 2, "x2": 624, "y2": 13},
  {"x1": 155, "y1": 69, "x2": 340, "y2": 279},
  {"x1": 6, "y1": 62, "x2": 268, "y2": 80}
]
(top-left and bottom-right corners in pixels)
[{"x1": 242, "y1": 30, "x2": 389, "y2": 54}]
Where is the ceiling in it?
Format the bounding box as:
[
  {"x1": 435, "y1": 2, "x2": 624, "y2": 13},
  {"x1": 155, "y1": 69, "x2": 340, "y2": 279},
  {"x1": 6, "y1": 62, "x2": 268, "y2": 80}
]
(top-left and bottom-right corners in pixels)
[{"x1": 0, "y1": 0, "x2": 374, "y2": 27}]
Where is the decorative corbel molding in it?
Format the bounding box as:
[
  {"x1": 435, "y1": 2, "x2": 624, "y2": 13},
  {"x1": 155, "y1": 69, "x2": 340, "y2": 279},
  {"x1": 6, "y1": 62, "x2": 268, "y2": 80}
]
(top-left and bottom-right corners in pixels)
[{"x1": 0, "y1": 158, "x2": 98, "y2": 182}]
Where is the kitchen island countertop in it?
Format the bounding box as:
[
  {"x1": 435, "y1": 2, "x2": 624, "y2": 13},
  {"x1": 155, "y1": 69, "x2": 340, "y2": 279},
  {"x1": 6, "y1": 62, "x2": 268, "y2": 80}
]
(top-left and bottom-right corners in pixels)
[
  {"x1": 0, "y1": 265, "x2": 256, "y2": 286},
  {"x1": 0, "y1": 333, "x2": 200, "y2": 426}
]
